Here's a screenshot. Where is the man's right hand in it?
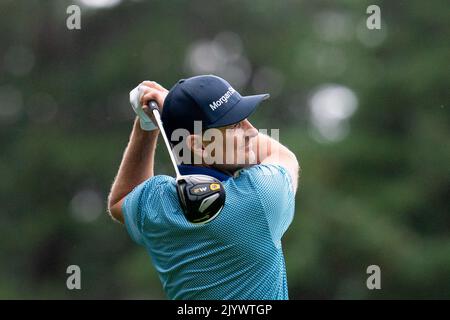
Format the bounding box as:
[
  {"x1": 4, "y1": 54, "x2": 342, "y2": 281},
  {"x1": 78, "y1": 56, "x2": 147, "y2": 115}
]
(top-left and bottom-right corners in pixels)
[
  {"x1": 130, "y1": 80, "x2": 169, "y2": 130},
  {"x1": 138, "y1": 80, "x2": 168, "y2": 115}
]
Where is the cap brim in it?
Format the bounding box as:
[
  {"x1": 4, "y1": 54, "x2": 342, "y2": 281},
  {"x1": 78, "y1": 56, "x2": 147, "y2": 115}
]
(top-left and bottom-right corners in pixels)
[{"x1": 207, "y1": 93, "x2": 270, "y2": 128}]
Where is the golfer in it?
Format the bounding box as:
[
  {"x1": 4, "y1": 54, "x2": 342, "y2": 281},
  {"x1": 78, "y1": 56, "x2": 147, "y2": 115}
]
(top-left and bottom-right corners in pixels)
[{"x1": 108, "y1": 75, "x2": 299, "y2": 299}]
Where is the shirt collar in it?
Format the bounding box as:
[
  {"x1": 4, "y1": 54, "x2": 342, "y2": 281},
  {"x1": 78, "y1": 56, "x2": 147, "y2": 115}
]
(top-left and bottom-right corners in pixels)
[{"x1": 178, "y1": 165, "x2": 234, "y2": 182}]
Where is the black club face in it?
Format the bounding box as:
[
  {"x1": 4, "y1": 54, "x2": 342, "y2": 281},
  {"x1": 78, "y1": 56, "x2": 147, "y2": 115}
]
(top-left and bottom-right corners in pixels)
[{"x1": 176, "y1": 175, "x2": 225, "y2": 224}]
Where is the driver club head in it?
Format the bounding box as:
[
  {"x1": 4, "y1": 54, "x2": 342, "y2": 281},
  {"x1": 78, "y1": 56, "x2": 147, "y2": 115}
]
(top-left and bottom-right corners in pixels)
[{"x1": 176, "y1": 174, "x2": 225, "y2": 224}]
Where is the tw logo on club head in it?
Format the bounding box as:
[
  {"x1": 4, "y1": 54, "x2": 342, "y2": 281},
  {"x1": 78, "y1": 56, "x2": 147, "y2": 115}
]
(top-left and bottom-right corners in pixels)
[{"x1": 192, "y1": 186, "x2": 208, "y2": 194}]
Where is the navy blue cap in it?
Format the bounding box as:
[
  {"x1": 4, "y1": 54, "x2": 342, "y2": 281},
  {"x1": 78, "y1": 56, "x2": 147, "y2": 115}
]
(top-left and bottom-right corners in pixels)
[{"x1": 161, "y1": 75, "x2": 269, "y2": 142}]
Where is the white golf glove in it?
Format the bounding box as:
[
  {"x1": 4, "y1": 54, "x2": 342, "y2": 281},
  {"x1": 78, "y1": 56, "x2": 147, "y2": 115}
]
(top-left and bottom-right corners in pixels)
[{"x1": 129, "y1": 84, "x2": 158, "y2": 131}]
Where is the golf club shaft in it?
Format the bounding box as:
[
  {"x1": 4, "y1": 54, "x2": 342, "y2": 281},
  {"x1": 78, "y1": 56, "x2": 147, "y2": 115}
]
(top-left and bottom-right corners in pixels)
[{"x1": 148, "y1": 101, "x2": 181, "y2": 178}]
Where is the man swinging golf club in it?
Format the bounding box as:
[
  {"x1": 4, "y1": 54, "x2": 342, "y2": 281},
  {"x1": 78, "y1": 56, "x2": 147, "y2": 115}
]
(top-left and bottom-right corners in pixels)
[{"x1": 108, "y1": 75, "x2": 299, "y2": 299}]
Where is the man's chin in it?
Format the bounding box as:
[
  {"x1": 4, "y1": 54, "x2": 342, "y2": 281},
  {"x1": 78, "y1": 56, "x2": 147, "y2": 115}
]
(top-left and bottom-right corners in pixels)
[
  {"x1": 211, "y1": 152, "x2": 258, "y2": 173},
  {"x1": 233, "y1": 163, "x2": 254, "y2": 170}
]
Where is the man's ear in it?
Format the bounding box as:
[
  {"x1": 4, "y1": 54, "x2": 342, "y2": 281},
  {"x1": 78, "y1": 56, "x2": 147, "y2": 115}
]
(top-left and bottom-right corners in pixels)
[{"x1": 186, "y1": 134, "x2": 204, "y2": 165}]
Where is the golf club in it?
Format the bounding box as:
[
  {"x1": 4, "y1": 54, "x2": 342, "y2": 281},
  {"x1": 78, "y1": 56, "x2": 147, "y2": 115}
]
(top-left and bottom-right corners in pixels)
[{"x1": 147, "y1": 100, "x2": 226, "y2": 224}]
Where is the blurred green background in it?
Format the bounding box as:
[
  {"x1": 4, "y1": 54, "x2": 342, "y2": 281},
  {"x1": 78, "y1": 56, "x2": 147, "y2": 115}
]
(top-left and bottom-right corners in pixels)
[{"x1": 0, "y1": 0, "x2": 449, "y2": 299}]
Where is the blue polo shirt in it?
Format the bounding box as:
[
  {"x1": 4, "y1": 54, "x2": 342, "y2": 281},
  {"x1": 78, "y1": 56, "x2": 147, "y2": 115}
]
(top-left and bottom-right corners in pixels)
[{"x1": 122, "y1": 164, "x2": 295, "y2": 300}]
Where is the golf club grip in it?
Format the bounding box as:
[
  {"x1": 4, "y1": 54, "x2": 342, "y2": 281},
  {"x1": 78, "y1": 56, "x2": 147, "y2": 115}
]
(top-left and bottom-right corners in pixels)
[{"x1": 148, "y1": 100, "x2": 159, "y2": 112}]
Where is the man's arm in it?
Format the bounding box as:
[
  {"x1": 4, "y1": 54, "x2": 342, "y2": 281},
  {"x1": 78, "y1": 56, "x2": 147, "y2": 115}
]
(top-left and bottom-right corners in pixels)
[
  {"x1": 107, "y1": 81, "x2": 168, "y2": 224},
  {"x1": 107, "y1": 119, "x2": 158, "y2": 224},
  {"x1": 253, "y1": 133, "x2": 300, "y2": 193}
]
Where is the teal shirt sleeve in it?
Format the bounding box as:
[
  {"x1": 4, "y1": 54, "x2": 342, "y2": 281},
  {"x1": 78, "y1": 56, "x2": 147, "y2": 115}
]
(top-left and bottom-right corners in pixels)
[
  {"x1": 121, "y1": 175, "x2": 172, "y2": 245},
  {"x1": 239, "y1": 164, "x2": 295, "y2": 246}
]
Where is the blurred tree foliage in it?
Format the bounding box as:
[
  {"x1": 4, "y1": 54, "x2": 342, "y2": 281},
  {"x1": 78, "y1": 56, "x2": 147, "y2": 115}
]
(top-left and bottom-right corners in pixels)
[{"x1": 0, "y1": 0, "x2": 448, "y2": 299}]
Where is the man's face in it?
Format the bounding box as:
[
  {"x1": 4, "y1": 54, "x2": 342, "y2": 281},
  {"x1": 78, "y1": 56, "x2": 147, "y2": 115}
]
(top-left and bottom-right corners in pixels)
[{"x1": 203, "y1": 119, "x2": 259, "y2": 172}]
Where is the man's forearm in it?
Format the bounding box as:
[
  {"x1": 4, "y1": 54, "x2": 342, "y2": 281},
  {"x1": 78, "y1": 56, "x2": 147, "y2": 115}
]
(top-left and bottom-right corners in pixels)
[
  {"x1": 254, "y1": 132, "x2": 300, "y2": 192},
  {"x1": 108, "y1": 118, "x2": 159, "y2": 208},
  {"x1": 254, "y1": 132, "x2": 294, "y2": 163}
]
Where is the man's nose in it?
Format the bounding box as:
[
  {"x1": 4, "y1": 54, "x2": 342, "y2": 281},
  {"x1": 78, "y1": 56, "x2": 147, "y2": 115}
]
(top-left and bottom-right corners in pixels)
[{"x1": 242, "y1": 120, "x2": 258, "y2": 138}]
